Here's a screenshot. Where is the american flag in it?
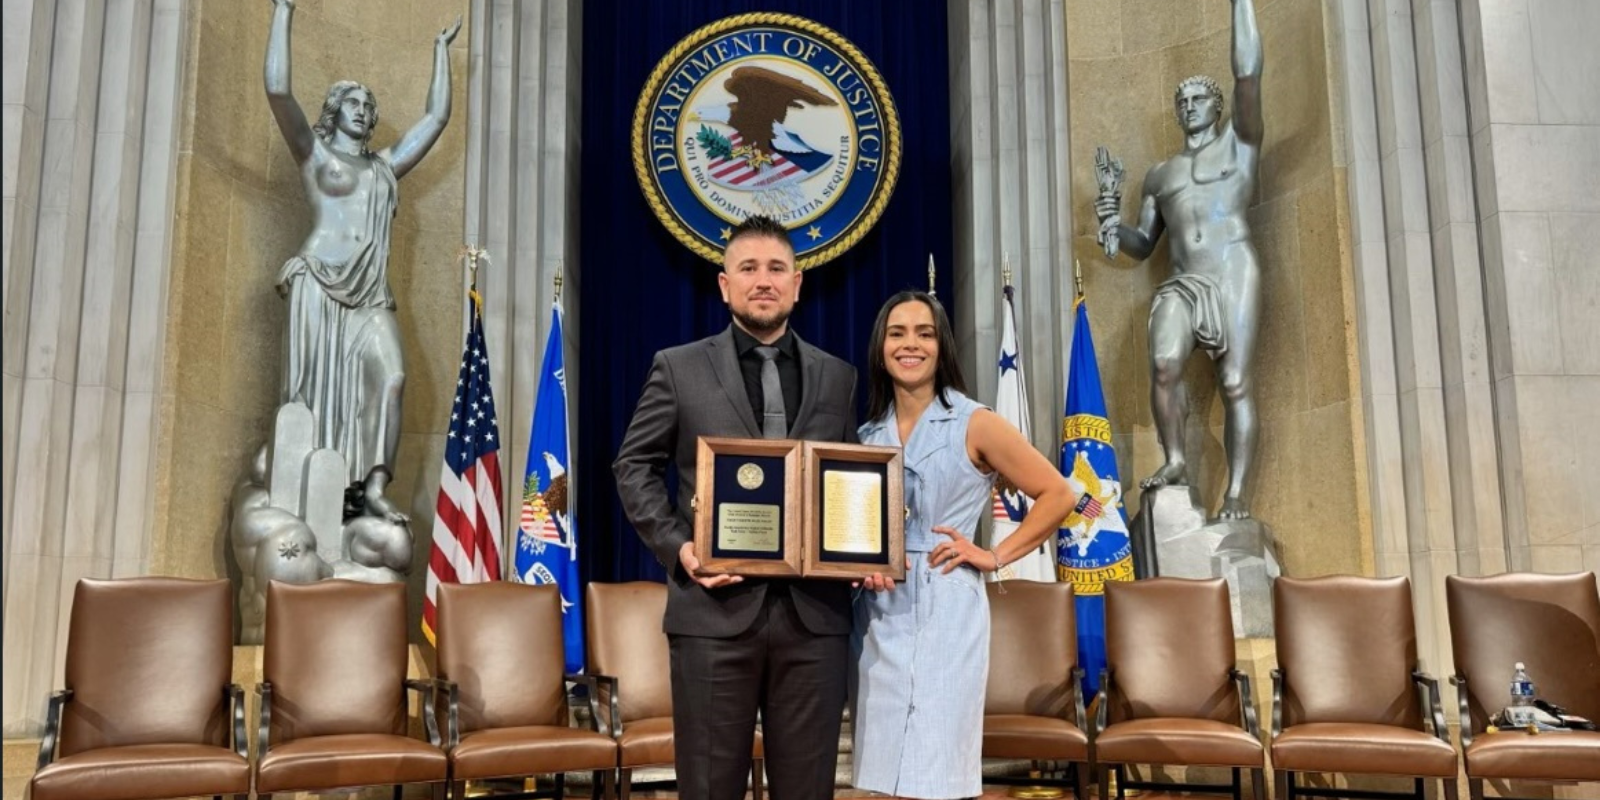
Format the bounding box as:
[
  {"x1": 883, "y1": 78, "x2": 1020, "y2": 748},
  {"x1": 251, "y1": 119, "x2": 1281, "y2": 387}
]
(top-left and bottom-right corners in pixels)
[{"x1": 422, "y1": 291, "x2": 504, "y2": 643}]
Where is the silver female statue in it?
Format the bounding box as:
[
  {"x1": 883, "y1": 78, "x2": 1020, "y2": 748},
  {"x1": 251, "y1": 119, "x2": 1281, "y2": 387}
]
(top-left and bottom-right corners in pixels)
[
  {"x1": 264, "y1": 0, "x2": 460, "y2": 482},
  {"x1": 1094, "y1": 0, "x2": 1263, "y2": 520}
]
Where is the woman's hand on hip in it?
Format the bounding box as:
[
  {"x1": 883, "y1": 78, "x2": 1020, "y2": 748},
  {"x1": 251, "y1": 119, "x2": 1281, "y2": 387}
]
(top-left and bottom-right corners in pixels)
[{"x1": 930, "y1": 526, "x2": 998, "y2": 573}]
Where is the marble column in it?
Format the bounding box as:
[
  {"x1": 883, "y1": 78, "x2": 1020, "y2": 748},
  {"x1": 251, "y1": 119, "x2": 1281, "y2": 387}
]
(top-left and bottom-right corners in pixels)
[
  {"x1": 1, "y1": 0, "x2": 189, "y2": 736},
  {"x1": 948, "y1": 0, "x2": 1077, "y2": 461},
  {"x1": 1330, "y1": 0, "x2": 1600, "y2": 676},
  {"x1": 463, "y1": 0, "x2": 583, "y2": 577}
]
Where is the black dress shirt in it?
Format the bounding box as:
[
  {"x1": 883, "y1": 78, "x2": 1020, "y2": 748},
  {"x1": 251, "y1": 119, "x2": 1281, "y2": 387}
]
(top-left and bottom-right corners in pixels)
[{"x1": 731, "y1": 325, "x2": 802, "y2": 435}]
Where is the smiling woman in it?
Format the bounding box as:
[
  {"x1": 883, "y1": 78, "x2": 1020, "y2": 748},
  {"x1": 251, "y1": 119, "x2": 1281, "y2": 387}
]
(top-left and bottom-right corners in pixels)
[{"x1": 262, "y1": 0, "x2": 461, "y2": 483}]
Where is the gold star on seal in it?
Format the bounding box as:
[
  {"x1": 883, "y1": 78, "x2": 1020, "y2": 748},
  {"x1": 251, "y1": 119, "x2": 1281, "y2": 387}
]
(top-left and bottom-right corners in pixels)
[
  {"x1": 719, "y1": 227, "x2": 732, "y2": 241},
  {"x1": 807, "y1": 225, "x2": 823, "y2": 241}
]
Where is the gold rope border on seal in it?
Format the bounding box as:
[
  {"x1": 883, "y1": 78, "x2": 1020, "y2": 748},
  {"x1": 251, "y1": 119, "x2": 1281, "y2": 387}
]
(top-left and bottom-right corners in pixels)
[{"x1": 630, "y1": 13, "x2": 903, "y2": 272}]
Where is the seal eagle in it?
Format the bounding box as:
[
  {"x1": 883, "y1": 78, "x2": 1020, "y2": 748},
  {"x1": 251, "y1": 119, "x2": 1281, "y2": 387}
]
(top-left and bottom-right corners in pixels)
[{"x1": 724, "y1": 65, "x2": 838, "y2": 158}]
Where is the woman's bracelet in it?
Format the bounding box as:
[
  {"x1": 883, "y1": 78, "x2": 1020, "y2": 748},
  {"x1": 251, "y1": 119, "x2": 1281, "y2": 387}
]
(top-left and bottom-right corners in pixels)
[{"x1": 988, "y1": 548, "x2": 1008, "y2": 593}]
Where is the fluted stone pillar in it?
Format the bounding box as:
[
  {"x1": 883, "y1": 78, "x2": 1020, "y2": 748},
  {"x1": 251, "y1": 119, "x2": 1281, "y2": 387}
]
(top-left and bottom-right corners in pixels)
[
  {"x1": 948, "y1": 0, "x2": 1077, "y2": 460},
  {"x1": 1331, "y1": 0, "x2": 1600, "y2": 675},
  {"x1": 2, "y1": 0, "x2": 189, "y2": 736},
  {"x1": 463, "y1": 0, "x2": 584, "y2": 575}
]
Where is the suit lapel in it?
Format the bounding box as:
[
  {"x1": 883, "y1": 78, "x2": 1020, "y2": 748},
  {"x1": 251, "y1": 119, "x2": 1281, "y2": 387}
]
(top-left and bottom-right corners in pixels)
[
  {"x1": 708, "y1": 327, "x2": 760, "y2": 437},
  {"x1": 791, "y1": 332, "x2": 824, "y2": 437}
]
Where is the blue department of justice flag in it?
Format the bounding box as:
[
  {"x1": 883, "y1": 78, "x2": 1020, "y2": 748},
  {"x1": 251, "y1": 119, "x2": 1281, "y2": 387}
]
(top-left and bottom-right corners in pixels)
[
  {"x1": 514, "y1": 301, "x2": 585, "y2": 674},
  {"x1": 989, "y1": 282, "x2": 1056, "y2": 582},
  {"x1": 1057, "y1": 297, "x2": 1134, "y2": 696}
]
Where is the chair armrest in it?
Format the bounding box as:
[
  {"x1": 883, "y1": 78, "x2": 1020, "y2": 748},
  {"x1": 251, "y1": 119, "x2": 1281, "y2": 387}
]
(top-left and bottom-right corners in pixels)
[
  {"x1": 227, "y1": 684, "x2": 247, "y2": 759},
  {"x1": 36, "y1": 689, "x2": 73, "y2": 771},
  {"x1": 565, "y1": 673, "x2": 604, "y2": 733},
  {"x1": 255, "y1": 683, "x2": 273, "y2": 755},
  {"x1": 589, "y1": 673, "x2": 622, "y2": 738},
  {"x1": 404, "y1": 678, "x2": 441, "y2": 748},
  {"x1": 429, "y1": 678, "x2": 460, "y2": 749},
  {"x1": 1070, "y1": 665, "x2": 1088, "y2": 730},
  {"x1": 1412, "y1": 670, "x2": 1450, "y2": 745},
  {"x1": 1230, "y1": 668, "x2": 1259, "y2": 737},
  {"x1": 1092, "y1": 668, "x2": 1113, "y2": 741},
  {"x1": 1448, "y1": 673, "x2": 1473, "y2": 746},
  {"x1": 1270, "y1": 668, "x2": 1284, "y2": 738}
]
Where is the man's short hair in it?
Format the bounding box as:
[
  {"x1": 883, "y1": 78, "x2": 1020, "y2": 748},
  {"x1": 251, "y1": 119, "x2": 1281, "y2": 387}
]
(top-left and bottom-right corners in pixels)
[
  {"x1": 726, "y1": 215, "x2": 795, "y2": 255},
  {"x1": 1174, "y1": 74, "x2": 1225, "y2": 113}
]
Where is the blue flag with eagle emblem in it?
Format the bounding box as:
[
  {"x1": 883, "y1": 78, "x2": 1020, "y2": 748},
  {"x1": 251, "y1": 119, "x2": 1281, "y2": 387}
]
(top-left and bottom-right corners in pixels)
[
  {"x1": 515, "y1": 301, "x2": 584, "y2": 674},
  {"x1": 1058, "y1": 297, "x2": 1134, "y2": 696}
]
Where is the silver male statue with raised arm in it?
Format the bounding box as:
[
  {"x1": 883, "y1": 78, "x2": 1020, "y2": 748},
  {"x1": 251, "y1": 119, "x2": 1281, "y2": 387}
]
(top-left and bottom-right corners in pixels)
[{"x1": 1095, "y1": 0, "x2": 1263, "y2": 520}]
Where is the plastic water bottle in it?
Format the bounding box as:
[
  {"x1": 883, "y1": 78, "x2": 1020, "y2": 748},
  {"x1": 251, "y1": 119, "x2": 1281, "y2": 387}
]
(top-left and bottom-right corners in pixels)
[{"x1": 1508, "y1": 662, "x2": 1536, "y2": 726}]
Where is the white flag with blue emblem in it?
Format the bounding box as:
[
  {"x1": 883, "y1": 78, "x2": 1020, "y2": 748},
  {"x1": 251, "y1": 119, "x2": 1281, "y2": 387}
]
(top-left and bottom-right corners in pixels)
[
  {"x1": 989, "y1": 282, "x2": 1057, "y2": 582},
  {"x1": 514, "y1": 301, "x2": 584, "y2": 673}
]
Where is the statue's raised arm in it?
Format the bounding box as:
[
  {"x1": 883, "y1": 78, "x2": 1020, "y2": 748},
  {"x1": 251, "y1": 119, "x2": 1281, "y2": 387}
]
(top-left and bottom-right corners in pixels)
[
  {"x1": 264, "y1": 0, "x2": 315, "y2": 164},
  {"x1": 1231, "y1": 0, "x2": 1263, "y2": 146},
  {"x1": 381, "y1": 16, "x2": 461, "y2": 179}
]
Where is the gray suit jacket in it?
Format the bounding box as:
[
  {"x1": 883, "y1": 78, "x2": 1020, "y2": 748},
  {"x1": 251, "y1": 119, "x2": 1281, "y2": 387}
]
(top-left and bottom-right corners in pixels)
[{"x1": 613, "y1": 325, "x2": 859, "y2": 637}]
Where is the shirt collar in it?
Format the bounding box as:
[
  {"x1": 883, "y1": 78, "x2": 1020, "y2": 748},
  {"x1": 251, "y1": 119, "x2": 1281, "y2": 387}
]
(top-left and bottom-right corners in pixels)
[{"x1": 731, "y1": 324, "x2": 798, "y2": 359}]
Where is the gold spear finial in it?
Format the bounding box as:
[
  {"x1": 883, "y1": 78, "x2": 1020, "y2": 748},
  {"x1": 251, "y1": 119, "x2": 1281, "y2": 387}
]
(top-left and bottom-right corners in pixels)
[
  {"x1": 460, "y1": 244, "x2": 489, "y2": 289},
  {"x1": 927, "y1": 253, "x2": 937, "y2": 296},
  {"x1": 1003, "y1": 251, "x2": 1013, "y2": 289},
  {"x1": 1074, "y1": 258, "x2": 1085, "y2": 299}
]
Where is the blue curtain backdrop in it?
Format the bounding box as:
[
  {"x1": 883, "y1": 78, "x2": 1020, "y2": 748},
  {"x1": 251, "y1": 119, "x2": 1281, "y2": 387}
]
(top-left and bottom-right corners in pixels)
[{"x1": 578, "y1": 1, "x2": 952, "y2": 584}]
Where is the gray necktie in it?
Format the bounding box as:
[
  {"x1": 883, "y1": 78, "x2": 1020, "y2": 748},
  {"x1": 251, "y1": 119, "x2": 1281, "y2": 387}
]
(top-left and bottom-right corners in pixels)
[{"x1": 754, "y1": 345, "x2": 787, "y2": 438}]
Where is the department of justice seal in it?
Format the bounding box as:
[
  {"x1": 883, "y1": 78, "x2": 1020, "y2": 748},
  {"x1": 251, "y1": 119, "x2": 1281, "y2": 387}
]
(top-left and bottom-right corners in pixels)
[
  {"x1": 633, "y1": 14, "x2": 901, "y2": 270},
  {"x1": 737, "y1": 463, "x2": 765, "y2": 490}
]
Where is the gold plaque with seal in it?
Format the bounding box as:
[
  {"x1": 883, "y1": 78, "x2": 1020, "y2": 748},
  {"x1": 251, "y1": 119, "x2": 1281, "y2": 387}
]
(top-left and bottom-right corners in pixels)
[
  {"x1": 693, "y1": 437, "x2": 803, "y2": 577},
  {"x1": 694, "y1": 438, "x2": 904, "y2": 580}
]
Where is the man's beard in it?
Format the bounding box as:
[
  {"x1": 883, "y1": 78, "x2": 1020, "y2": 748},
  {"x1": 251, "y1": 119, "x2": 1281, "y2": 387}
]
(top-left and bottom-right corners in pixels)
[{"x1": 733, "y1": 306, "x2": 791, "y2": 337}]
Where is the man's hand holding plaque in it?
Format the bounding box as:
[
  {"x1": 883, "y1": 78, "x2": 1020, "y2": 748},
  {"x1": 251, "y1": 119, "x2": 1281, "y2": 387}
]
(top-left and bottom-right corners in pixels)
[{"x1": 693, "y1": 437, "x2": 905, "y2": 580}]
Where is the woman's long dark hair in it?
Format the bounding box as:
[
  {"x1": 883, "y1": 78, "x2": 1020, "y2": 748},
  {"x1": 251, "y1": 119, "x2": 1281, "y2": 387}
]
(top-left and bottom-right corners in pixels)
[{"x1": 865, "y1": 291, "x2": 968, "y2": 423}]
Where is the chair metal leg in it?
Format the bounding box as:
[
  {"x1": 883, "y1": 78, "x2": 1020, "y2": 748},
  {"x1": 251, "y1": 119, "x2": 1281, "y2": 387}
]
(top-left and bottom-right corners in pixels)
[
  {"x1": 1099, "y1": 764, "x2": 1112, "y2": 800},
  {"x1": 602, "y1": 768, "x2": 617, "y2": 800},
  {"x1": 751, "y1": 757, "x2": 765, "y2": 800},
  {"x1": 556, "y1": 771, "x2": 566, "y2": 799},
  {"x1": 394, "y1": 785, "x2": 404, "y2": 800},
  {"x1": 432, "y1": 781, "x2": 447, "y2": 800},
  {"x1": 620, "y1": 767, "x2": 633, "y2": 800},
  {"x1": 1231, "y1": 767, "x2": 1244, "y2": 800},
  {"x1": 1073, "y1": 761, "x2": 1089, "y2": 800},
  {"x1": 1467, "y1": 778, "x2": 1483, "y2": 800},
  {"x1": 1250, "y1": 767, "x2": 1264, "y2": 800},
  {"x1": 1275, "y1": 768, "x2": 1289, "y2": 800},
  {"x1": 1442, "y1": 777, "x2": 1459, "y2": 800}
]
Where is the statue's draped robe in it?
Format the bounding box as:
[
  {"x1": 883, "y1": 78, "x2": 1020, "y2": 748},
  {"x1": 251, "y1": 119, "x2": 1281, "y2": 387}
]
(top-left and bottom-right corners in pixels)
[{"x1": 276, "y1": 155, "x2": 402, "y2": 483}]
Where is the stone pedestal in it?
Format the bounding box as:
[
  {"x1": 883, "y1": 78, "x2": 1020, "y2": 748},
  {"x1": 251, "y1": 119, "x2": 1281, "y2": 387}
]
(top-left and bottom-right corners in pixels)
[{"x1": 1131, "y1": 486, "x2": 1281, "y2": 638}]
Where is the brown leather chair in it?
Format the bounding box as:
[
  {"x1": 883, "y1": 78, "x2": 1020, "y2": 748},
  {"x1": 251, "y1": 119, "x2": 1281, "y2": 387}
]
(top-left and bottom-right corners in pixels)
[
  {"x1": 983, "y1": 580, "x2": 1091, "y2": 799},
  {"x1": 1445, "y1": 571, "x2": 1600, "y2": 799},
  {"x1": 435, "y1": 582, "x2": 618, "y2": 799},
  {"x1": 30, "y1": 578, "x2": 250, "y2": 800},
  {"x1": 254, "y1": 580, "x2": 447, "y2": 798},
  {"x1": 1093, "y1": 577, "x2": 1264, "y2": 800},
  {"x1": 585, "y1": 581, "x2": 763, "y2": 800},
  {"x1": 1270, "y1": 576, "x2": 1457, "y2": 800}
]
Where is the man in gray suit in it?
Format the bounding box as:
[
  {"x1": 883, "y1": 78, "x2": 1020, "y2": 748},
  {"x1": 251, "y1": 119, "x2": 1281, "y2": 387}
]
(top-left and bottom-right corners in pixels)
[{"x1": 614, "y1": 215, "x2": 859, "y2": 800}]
